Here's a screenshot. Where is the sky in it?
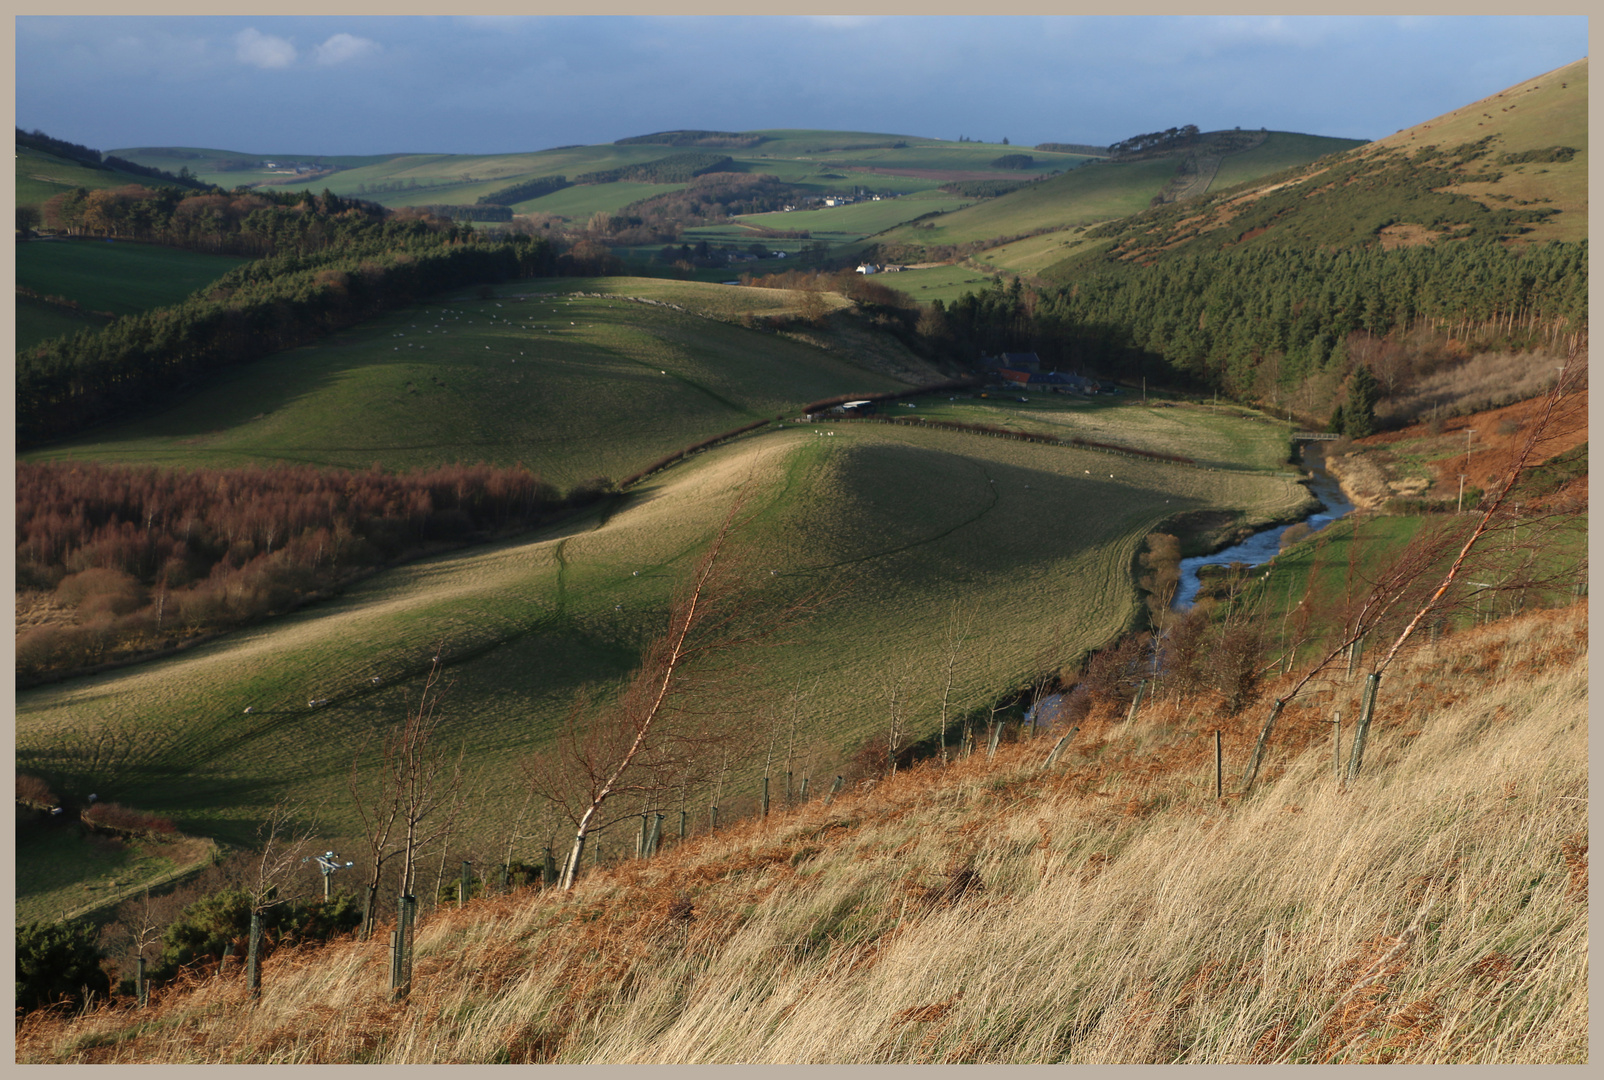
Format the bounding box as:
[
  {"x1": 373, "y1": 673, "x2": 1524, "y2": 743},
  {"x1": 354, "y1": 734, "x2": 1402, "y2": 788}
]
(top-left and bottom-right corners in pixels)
[{"x1": 14, "y1": 16, "x2": 1590, "y2": 156}]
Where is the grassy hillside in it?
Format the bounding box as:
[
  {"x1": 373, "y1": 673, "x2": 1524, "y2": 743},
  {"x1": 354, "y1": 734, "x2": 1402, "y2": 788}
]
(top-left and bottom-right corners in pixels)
[
  {"x1": 17, "y1": 602, "x2": 1585, "y2": 1063},
  {"x1": 872, "y1": 131, "x2": 1363, "y2": 263},
  {"x1": 1042, "y1": 58, "x2": 1588, "y2": 280},
  {"x1": 14, "y1": 147, "x2": 185, "y2": 208},
  {"x1": 15, "y1": 293, "x2": 108, "y2": 352},
  {"x1": 875, "y1": 157, "x2": 1181, "y2": 251},
  {"x1": 108, "y1": 131, "x2": 1098, "y2": 231},
  {"x1": 19, "y1": 279, "x2": 905, "y2": 485},
  {"x1": 15, "y1": 408, "x2": 1310, "y2": 860},
  {"x1": 16, "y1": 239, "x2": 249, "y2": 318}
]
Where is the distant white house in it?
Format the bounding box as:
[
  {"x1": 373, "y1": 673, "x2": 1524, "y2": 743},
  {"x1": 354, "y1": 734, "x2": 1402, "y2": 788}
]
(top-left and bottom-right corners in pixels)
[{"x1": 855, "y1": 264, "x2": 879, "y2": 275}]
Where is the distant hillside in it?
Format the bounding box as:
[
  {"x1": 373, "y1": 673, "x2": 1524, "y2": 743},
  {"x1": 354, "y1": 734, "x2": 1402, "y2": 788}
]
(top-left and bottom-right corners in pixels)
[
  {"x1": 871, "y1": 130, "x2": 1364, "y2": 264},
  {"x1": 1041, "y1": 57, "x2": 1588, "y2": 282}
]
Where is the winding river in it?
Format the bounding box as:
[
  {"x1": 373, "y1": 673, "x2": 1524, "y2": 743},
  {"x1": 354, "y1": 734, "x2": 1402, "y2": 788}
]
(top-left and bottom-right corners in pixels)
[
  {"x1": 1023, "y1": 445, "x2": 1356, "y2": 731},
  {"x1": 1171, "y1": 443, "x2": 1355, "y2": 611}
]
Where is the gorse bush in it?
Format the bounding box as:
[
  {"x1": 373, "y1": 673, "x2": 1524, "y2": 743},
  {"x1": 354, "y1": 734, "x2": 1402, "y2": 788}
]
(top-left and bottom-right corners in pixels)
[
  {"x1": 155, "y1": 886, "x2": 362, "y2": 980},
  {"x1": 16, "y1": 921, "x2": 111, "y2": 1015}
]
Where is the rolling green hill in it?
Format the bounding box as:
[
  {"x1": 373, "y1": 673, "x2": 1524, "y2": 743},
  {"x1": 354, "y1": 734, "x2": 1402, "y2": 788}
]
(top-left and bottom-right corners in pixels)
[
  {"x1": 16, "y1": 239, "x2": 248, "y2": 318},
  {"x1": 108, "y1": 131, "x2": 1101, "y2": 232},
  {"x1": 15, "y1": 409, "x2": 1309, "y2": 858},
  {"x1": 869, "y1": 131, "x2": 1364, "y2": 264},
  {"x1": 14, "y1": 147, "x2": 189, "y2": 209},
  {"x1": 20, "y1": 278, "x2": 907, "y2": 486}
]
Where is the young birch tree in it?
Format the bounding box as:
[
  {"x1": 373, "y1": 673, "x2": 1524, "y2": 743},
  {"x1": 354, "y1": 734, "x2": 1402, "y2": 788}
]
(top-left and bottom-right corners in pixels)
[
  {"x1": 1240, "y1": 345, "x2": 1585, "y2": 791},
  {"x1": 348, "y1": 652, "x2": 462, "y2": 933},
  {"x1": 528, "y1": 501, "x2": 808, "y2": 889}
]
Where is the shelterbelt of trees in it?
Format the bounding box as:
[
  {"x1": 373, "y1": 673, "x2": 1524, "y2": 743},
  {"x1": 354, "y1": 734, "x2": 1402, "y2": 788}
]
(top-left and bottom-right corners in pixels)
[
  {"x1": 17, "y1": 196, "x2": 558, "y2": 446},
  {"x1": 40, "y1": 184, "x2": 432, "y2": 258}
]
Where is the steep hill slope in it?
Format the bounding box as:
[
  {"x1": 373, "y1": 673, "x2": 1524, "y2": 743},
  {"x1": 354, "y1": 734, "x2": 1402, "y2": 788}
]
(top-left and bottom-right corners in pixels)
[
  {"x1": 1042, "y1": 58, "x2": 1587, "y2": 282},
  {"x1": 17, "y1": 602, "x2": 1586, "y2": 1063}
]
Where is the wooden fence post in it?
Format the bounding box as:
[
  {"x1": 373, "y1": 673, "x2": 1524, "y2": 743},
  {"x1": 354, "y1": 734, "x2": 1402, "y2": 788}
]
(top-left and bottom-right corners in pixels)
[
  {"x1": 542, "y1": 846, "x2": 556, "y2": 887},
  {"x1": 637, "y1": 814, "x2": 649, "y2": 857},
  {"x1": 1331, "y1": 710, "x2": 1342, "y2": 782},
  {"x1": 246, "y1": 910, "x2": 262, "y2": 1000},
  {"x1": 1345, "y1": 673, "x2": 1382, "y2": 780},
  {"x1": 1124, "y1": 679, "x2": 1148, "y2": 725},
  {"x1": 1214, "y1": 730, "x2": 1222, "y2": 799},
  {"x1": 1041, "y1": 727, "x2": 1079, "y2": 770},
  {"x1": 825, "y1": 776, "x2": 844, "y2": 806},
  {"x1": 678, "y1": 809, "x2": 686, "y2": 840},
  {"x1": 709, "y1": 805, "x2": 719, "y2": 833},
  {"x1": 459, "y1": 860, "x2": 470, "y2": 908},
  {"x1": 761, "y1": 776, "x2": 771, "y2": 818}
]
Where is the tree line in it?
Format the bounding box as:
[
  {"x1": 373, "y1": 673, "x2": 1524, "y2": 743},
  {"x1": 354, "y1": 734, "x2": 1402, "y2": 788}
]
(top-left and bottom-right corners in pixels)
[
  {"x1": 38, "y1": 184, "x2": 401, "y2": 257},
  {"x1": 15, "y1": 460, "x2": 612, "y2": 683},
  {"x1": 931, "y1": 239, "x2": 1585, "y2": 424}
]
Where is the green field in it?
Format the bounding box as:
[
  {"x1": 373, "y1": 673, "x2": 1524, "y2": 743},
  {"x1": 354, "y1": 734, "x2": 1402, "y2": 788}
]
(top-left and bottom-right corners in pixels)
[
  {"x1": 15, "y1": 240, "x2": 249, "y2": 318},
  {"x1": 20, "y1": 278, "x2": 895, "y2": 485},
  {"x1": 856, "y1": 265, "x2": 1001, "y2": 303},
  {"x1": 872, "y1": 132, "x2": 1367, "y2": 256},
  {"x1": 16, "y1": 415, "x2": 1309, "y2": 857},
  {"x1": 736, "y1": 192, "x2": 974, "y2": 239},
  {"x1": 516, "y1": 181, "x2": 689, "y2": 220},
  {"x1": 14, "y1": 147, "x2": 188, "y2": 208},
  {"x1": 874, "y1": 157, "x2": 1183, "y2": 250},
  {"x1": 15, "y1": 293, "x2": 108, "y2": 351},
  {"x1": 1208, "y1": 132, "x2": 1365, "y2": 189},
  {"x1": 895, "y1": 394, "x2": 1297, "y2": 474},
  {"x1": 14, "y1": 826, "x2": 218, "y2": 927},
  {"x1": 103, "y1": 131, "x2": 1102, "y2": 235}
]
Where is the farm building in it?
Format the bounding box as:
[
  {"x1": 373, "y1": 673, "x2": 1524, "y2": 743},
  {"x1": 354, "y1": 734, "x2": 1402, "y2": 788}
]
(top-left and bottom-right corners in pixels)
[{"x1": 1032, "y1": 370, "x2": 1102, "y2": 393}]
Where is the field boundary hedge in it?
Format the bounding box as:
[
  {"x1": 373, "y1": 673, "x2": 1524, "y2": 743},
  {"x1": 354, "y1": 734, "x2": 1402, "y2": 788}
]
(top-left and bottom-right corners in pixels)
[
  {"x1": 618, "y1": 418, "x2": 775, "y2": 490},
  {"x1": 835, "y1": 413, "x2": 1197, "y2": 465}
]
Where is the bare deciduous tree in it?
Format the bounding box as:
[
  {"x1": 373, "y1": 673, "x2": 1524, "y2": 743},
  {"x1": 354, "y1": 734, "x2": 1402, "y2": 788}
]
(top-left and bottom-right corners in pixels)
[
  {"x1": 527, "y1": 500, "x2": 809, "y2": 889},
  {"x1": 348, "y1": 651, "x2": 462, "y2": 935},
  {"x1": 1240, "y1": 344, "x2": 1585, "y2": 791}
]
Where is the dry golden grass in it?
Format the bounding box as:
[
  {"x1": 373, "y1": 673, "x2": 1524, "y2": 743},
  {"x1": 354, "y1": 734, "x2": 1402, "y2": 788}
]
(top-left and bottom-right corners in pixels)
[{"x1": 17, "y1": 604, "x2": 1585, "y2": 1064}]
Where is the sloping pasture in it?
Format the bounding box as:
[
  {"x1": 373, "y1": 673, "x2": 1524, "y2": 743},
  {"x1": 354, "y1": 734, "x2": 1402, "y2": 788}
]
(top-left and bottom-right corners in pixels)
[
  {"x1": 16, "y1": 421, "x2": 1309, "y2": 859},
  {"x1": 16, "y1": 239, "x2": 248, "y2": 318},
  {"x1": 21, "y1": 282, "x2": 903, "y2": 485}
]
